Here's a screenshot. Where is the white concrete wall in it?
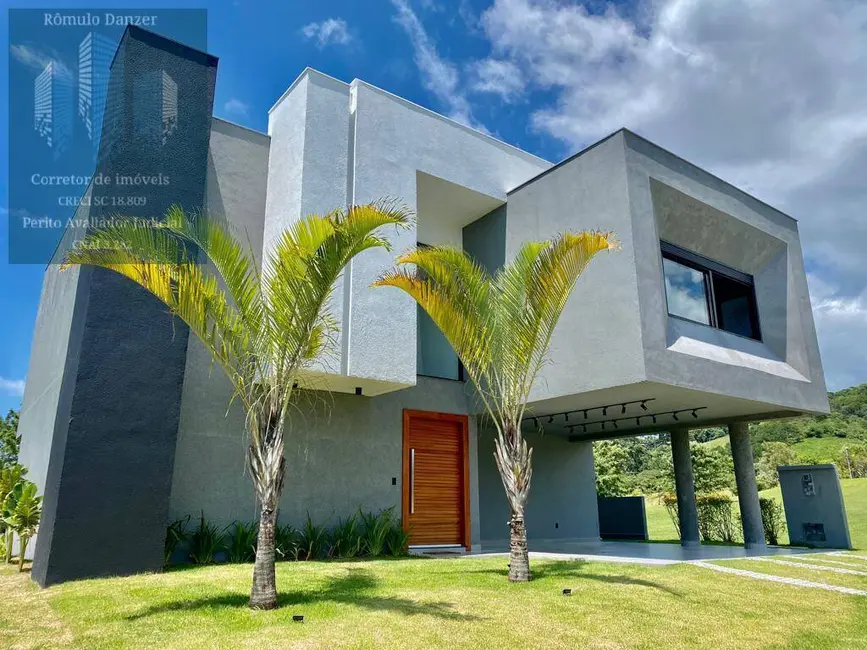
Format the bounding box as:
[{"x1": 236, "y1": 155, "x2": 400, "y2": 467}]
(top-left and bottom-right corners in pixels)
[
  {"x1": 347, "y1": 81, "x2": 550, "y2": 388},
  {"x1": 264, "y1": 70, "x2": 550, "y2": 394}
]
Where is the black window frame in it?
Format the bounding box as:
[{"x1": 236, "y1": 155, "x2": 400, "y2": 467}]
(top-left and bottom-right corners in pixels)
[{"x1": 660, "y1": 241, "x2": 762, "y2": 342}]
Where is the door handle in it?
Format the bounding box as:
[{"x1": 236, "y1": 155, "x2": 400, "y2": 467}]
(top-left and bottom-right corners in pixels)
[{"x1": 410, "y1": 448, "x2": 416, "y2": 515}]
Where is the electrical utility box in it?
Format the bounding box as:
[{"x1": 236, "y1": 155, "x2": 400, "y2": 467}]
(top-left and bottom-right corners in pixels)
[{"x1": 778, "y1": 464, "x2": 852, "y2": 549}]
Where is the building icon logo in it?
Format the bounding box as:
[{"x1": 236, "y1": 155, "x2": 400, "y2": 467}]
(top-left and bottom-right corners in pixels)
[
  {"x1": 78, "y1": 32, "x2": 115, "y2": 158},
  {"x1": 32, "y1": 33, "x2": 179, "y2": 161},
  {"x1": 34, "y1": 60, "x2": 73, "y2": 158}
]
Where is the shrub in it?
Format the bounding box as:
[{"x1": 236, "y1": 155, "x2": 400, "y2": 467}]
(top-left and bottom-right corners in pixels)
[
  {"x1": 696, "y1": 492, "x2": 739, "y2": 543},
  {"x1": 275, "y1": 524, "x2": 300, "y2": 561},
  {"x1": 297, "y1": 513, "x2": 328, "y2": 560},
  {"x1": 164, "y1": 516, "x2": 189, "y2": 566},
  {"x1": 360, "y1": 507, "x2": 394, "y2": 557},
  {"x1": 188, "y1": 513, "x2": 226, "y2": 564},
  {"x1": 760, "y1": 497, "x2": 786, "y2": 545},
  {"x1": 226, "y1": 521, "x2": 259, "y2": 563},
  {"x1": 661, "y1": 493, "x2": 681, "y2": 538},
  {"x1": 837, "y1": 444, "x2": 867, "y2": 479},
  {"x1": 329, "y1": 513, "x2": 362, "y2": 559},
  {"x1": 386, "y1": 522, "x2": 411, "y2": 556}
]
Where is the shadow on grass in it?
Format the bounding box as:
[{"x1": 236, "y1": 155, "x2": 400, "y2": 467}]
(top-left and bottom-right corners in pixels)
[
  {"x1": 127, "y1": 567, "x2": 481, "y2": 622},
  {"x1": 468, "y1": 560, "x2": 683, "y2": 597}
]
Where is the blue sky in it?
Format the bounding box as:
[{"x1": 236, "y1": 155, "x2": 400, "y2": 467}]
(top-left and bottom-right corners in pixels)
[{"x1": 2, "y1": 0, "x2": 867, "y2": 414}]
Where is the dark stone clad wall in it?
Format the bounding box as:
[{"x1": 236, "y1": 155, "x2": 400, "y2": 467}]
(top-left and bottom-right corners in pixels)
[
  {"x1": 597, "y1": 496, "x2": 648, "y2": 541},
  {"x1": 30, "y1": 26, "x2": 217, "y2": 586}
]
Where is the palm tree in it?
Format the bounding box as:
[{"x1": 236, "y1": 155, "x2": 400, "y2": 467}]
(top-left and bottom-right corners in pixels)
[
  {"x1": 0, "y1": 464, "x2": 27, "y2": 564},
  {"x1": 2, "y1": 481, "x2": 41, "y2": 571},
  {"x1": 374, "y1": 232, "x2": 616, "y2": 581},
  {"x1": 64, "y1": 202, "x2": 410, "y2": 608}
]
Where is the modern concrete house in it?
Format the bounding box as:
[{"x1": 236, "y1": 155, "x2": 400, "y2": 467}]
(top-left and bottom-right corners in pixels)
[{"x1": 18, "y1": 28, "x2": 829, "y2": 586}]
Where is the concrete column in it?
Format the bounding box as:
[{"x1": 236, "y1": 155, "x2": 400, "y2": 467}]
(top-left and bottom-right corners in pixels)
[
  {"x1": 670, "y1": 428, "x2": 701, "y2": 547},
  {"x1": 729, "y1": 422, "x2": 766, "y2": 550}
]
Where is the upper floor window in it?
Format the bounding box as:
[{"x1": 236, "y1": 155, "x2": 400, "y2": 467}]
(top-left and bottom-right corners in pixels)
[{"x1": 661, "y1": 241, "x2": 761, "y2": 341}]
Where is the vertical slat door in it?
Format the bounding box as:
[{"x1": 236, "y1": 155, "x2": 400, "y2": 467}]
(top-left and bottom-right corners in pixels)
[{"x1": 403, "y1": 410, "x2": 469, "y2": 548}]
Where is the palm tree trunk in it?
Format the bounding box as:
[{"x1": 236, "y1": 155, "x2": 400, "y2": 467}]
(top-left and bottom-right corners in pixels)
[
  {"x1": 508, "y1": 514, "x2": 530, "y2": 581},
  {"x1": 5, "y1": 530, "x2": 12, "y2": 564},
  {"x1": 18, "y1": 536, "x2": 28, "y2": 572},
  {"x1": 494, "y1": 421, "x2": 533, "y2": 582},
  {"x1": 249, "y1": 503, "x2": 278, "y2": 609}
]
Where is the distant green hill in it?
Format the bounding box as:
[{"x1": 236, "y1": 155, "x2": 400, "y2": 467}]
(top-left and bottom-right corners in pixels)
[{"x1": 751, "y1": 382, "x2": 867, "y2": 448}]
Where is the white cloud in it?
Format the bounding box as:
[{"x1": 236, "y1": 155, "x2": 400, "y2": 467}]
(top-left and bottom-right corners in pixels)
[
  {"x1": 10, "y1": 43, "x2": 71, "y2": 76},
  {"x1": 808, "y1": 275, "x2": 867, "y2": 391},
  {"x1": 301, "y1": 18, "x2": 352, "y2": 48},
  {"x1": 468, "y1": 58, "x2": 524, "y2": 102},
  {"x1": 474, "y1": 0, "x2": 867, "y2": 389},
  {"x1": 223, "y1": 98, "x2": 250, "y2": 117},
  {"x1": 391, "y1": 0, "x2": 490, "y2": 133},
  {"x1": 0, "y1": 378, "x2": 25, "y2": 398}
]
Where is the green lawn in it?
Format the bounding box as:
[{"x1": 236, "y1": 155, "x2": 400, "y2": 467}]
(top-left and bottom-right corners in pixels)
[
  {"x1": 698, "y1": 434, "x2": 731, "y2": 449},
  {"x1": 790, "y1": 437, "x2": 858, "y2": 464},
  {"x1": 645, "y1": 478, "x2": 867, "y2": 547},
  {"x1": 697, "y1": 434, "x2": 861, "y2": 462},
  {"x1": 2, "y1": 554, "x2": 866, "y2": 650}
]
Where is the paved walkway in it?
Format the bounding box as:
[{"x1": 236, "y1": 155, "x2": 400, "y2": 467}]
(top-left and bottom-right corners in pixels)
[
  {"x1": 693, "y1": 560, "x2": 867, "y2": 597},
  {"x1": 465, "y1": 540, "x2": 819, "y2": 565}
]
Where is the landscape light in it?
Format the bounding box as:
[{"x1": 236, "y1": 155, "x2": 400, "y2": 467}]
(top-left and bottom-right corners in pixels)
[{"x1": 562, "y1": 588, "x2": 572, "y2": 596}]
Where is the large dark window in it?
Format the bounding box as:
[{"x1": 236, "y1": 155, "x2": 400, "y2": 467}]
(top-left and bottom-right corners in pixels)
[{"x1": 661, "y1": 241, "x2": 761, "y2": 341}]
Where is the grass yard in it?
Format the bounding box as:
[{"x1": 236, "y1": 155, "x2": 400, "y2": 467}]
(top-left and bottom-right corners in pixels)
[
  {"x1": 645, "y1": 477, "x2": 867, "y2": 547},
  {"x1": 790, "y1": 436, "x2": 861, "y2": 464},
  {"x1": 2, "y1": 554, "x2": 867, "y2": 650},
  {"x1": 698, "y1": 434, "x2": 732, "y2": 449}
]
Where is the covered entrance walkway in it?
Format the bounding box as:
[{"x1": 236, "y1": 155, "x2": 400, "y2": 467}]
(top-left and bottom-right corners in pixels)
[{"x1": 466, "y1": 540, "x2": 820, "y2": 565}]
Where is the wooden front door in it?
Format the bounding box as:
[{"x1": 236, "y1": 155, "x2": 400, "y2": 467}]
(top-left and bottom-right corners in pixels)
[{"x1": 402, "y1": 410, "x2": 470, "y2": 549}]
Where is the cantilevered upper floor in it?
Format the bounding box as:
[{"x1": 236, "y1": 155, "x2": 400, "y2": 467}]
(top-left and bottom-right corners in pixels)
[
  {"x1": 256, "y1": 68, "x2": 828, "y2": 432},
  {"x1": 497, "y1": 129, "x2": 829, "y2": 439}
]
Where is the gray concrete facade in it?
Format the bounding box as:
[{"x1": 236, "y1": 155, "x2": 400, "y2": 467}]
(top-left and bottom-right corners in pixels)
[
  {"x1": 477, "y1": 432, "x2": 598, "y2": 546},
  {"x1": 504, "y1": 130, "x2": 828, "y2": 434}
]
